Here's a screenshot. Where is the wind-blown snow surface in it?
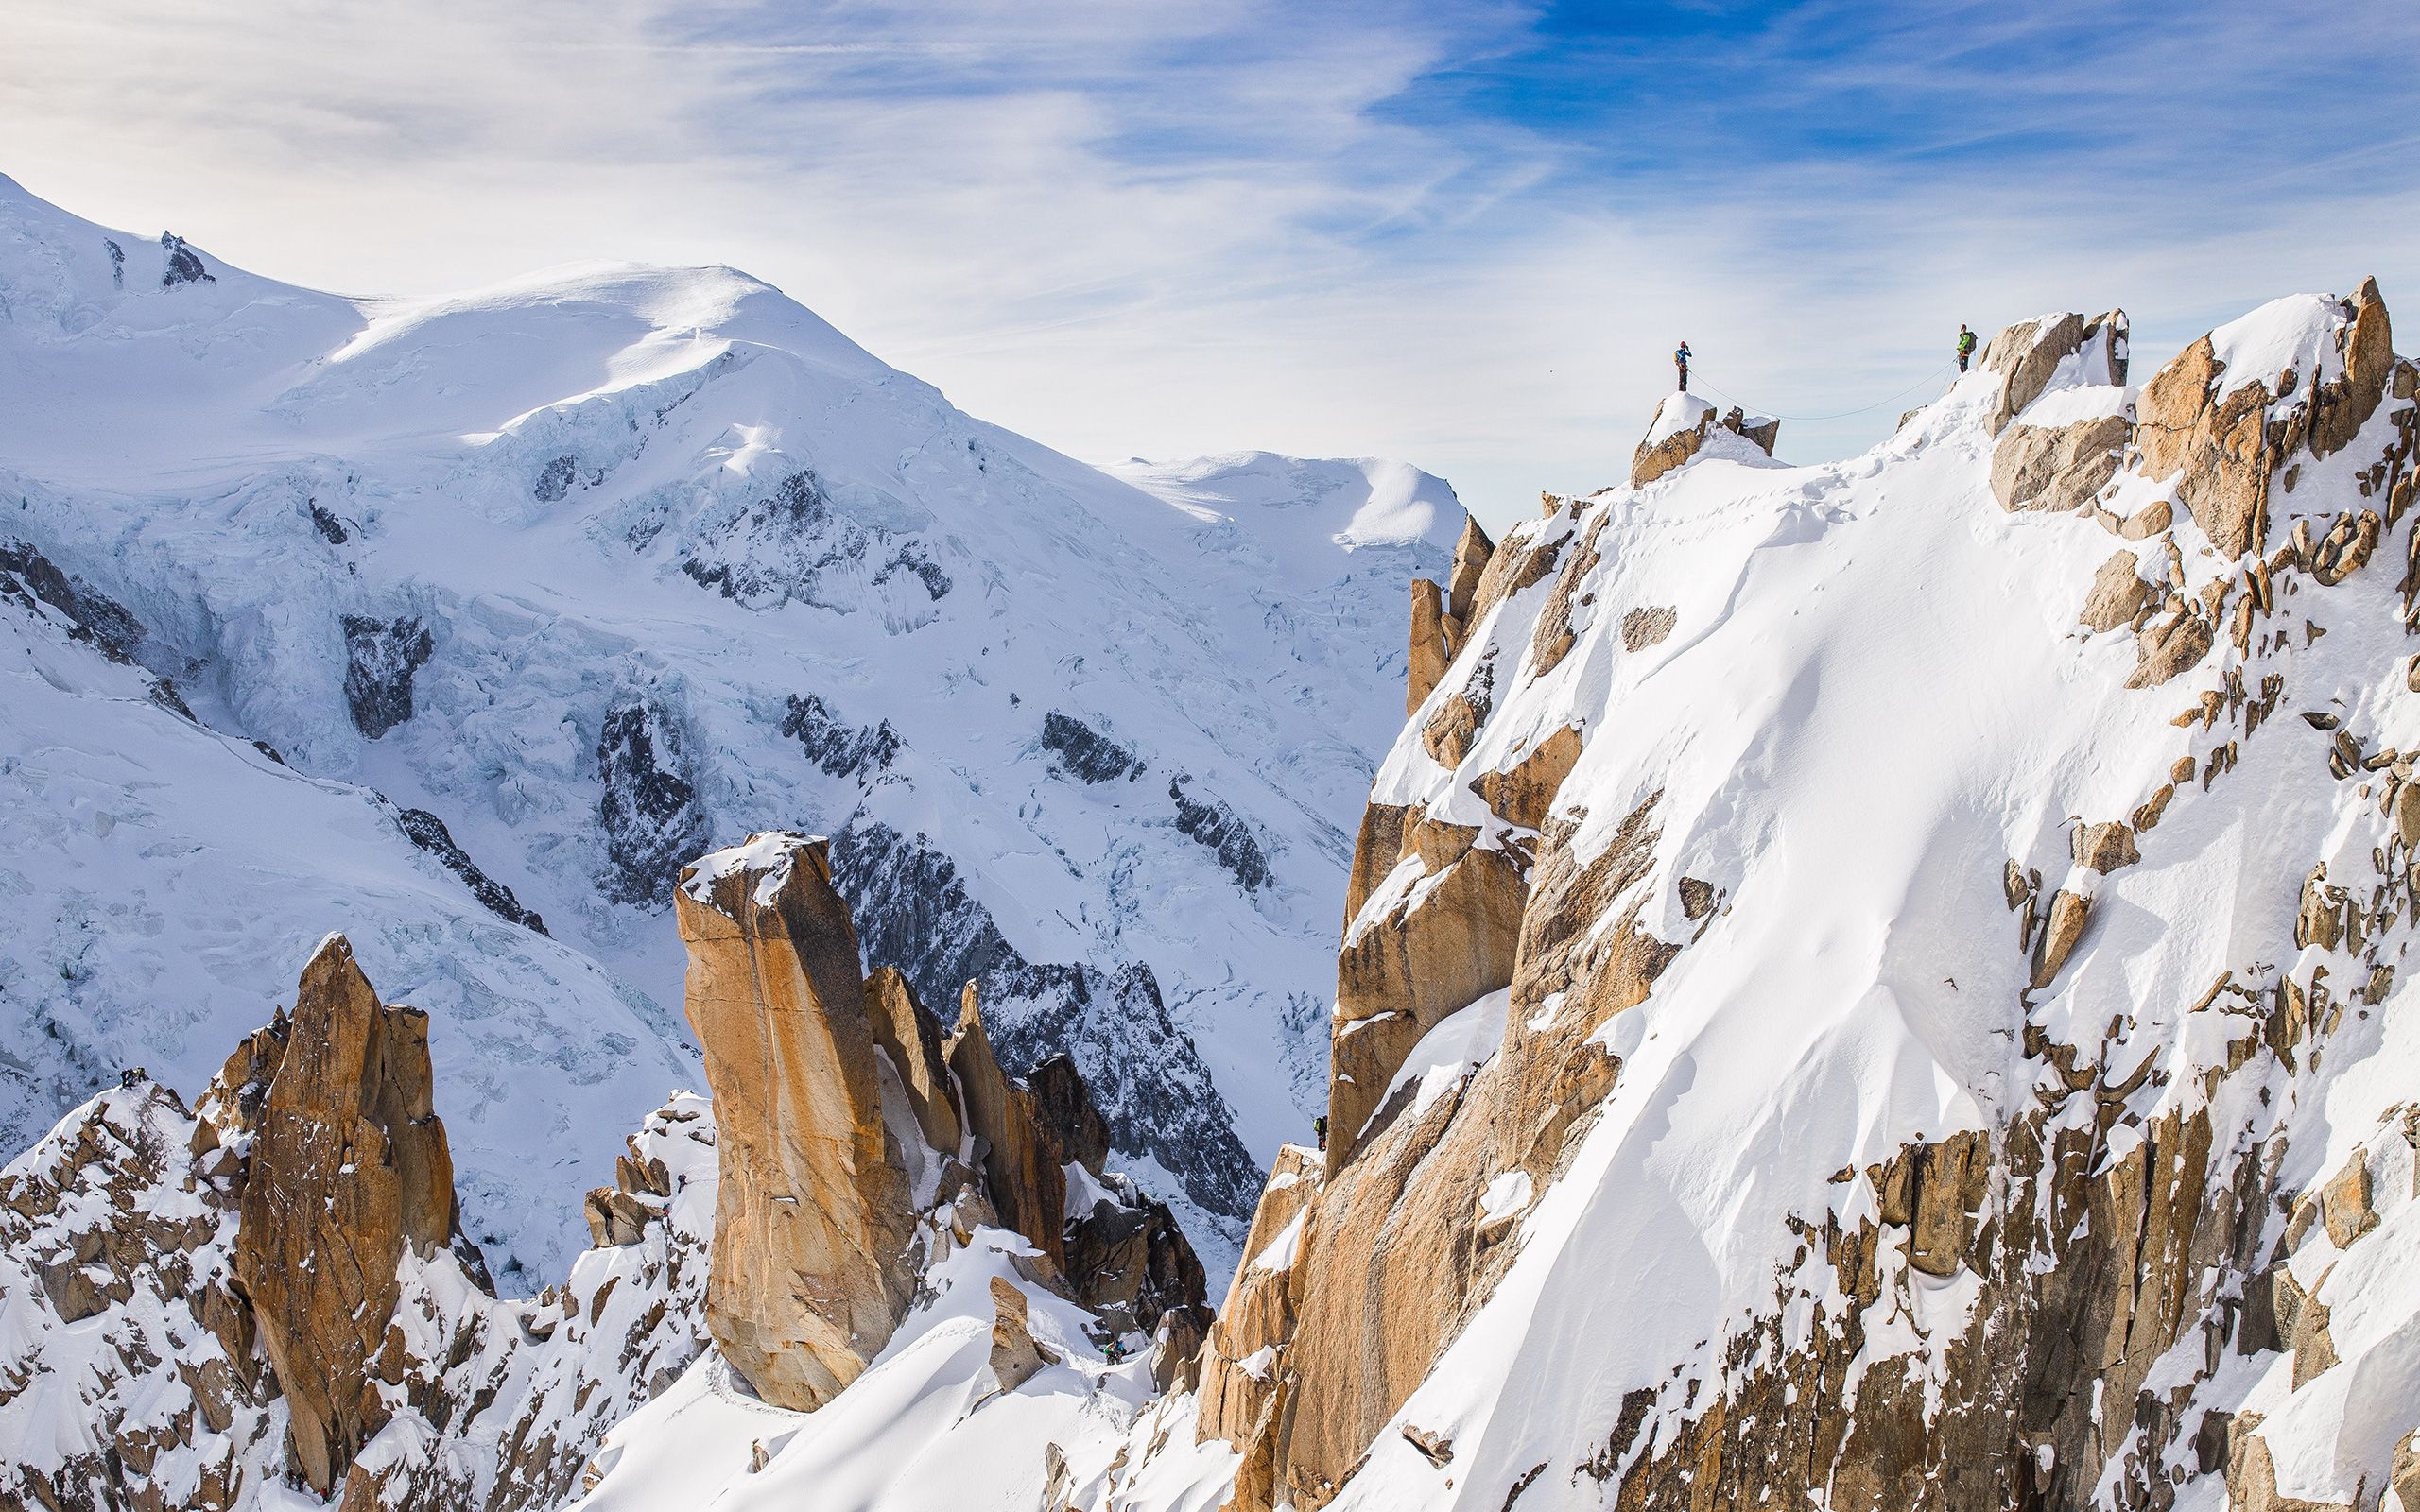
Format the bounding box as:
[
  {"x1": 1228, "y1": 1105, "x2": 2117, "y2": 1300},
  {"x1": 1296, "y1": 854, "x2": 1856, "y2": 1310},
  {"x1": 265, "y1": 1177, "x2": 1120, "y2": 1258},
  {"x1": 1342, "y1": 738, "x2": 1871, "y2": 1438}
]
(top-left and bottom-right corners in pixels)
[{"x1": 0, "y1": 177, "x2": 1462, "y2": 1284}]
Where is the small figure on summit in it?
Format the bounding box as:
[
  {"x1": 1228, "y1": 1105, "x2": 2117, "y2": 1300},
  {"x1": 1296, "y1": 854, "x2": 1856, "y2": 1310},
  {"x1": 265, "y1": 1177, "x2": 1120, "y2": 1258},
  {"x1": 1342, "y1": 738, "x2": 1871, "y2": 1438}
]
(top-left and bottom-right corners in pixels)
[
  {"x1": 1674, "y1": 340, "x2": 1692, "y2": 392},
  {"x1": 1955, "y1": 324, "x2": 1977, "y2": 373}
]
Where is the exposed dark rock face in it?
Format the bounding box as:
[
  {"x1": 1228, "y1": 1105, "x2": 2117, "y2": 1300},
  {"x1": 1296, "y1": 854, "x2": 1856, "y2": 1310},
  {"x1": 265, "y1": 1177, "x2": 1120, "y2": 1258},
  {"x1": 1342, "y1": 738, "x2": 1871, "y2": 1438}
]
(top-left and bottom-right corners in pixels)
[
  {"x1": 307, "y1": 501, "x2": 351, "y2": 545},
  {"x1": 1043, "y1": 712, "x2": 1144, "y2": 783},
  {"x1": 983, "y1": 959, "x2": 1262, "y2": 1225},
  {"x1": 394, "y1": 807, "x2": 548, "y2": 933},
  {"x1": 1065, "y1": 1187, "x2": 1208, "y2": 1340},
  {"x1": 148, "y1": 678, "x2": 196, "y2": 720},
  {"x1": 103, "y1": 236, "x2": 124, "y2": 288},
  {"x1": 0, "y1": 538, "x2": 147, "y2": 662},
  {"x1": 876, "y1": 541, "x2": 952, "y2": 600},
  {"x1": 0, "y1": 539, "x2": 200, "y2": 720},
  {"x1": 782, "y1": 693, "x2": 901, "y2": 782},
  {"x1": 159, "y1": 232, "x2": 214, "y2": 288},
  {"x1": 594, "y1": 691, "x2": 710, "y2": 907},
  {"x1": 340, "y1": 613, "x2": 435, "y2": 739},
  {"x1": 676, "y1": 470, "x2": 951, "y2": 620},
  {"x1": 1169, "y1": 776, "x2": 1271, "y2": 892},
  {"x1": 534, "y1": 455, "x2": 579, "y2": 503},
  {"x1": 831, "y1": 820, "x2": 1017, "y2": 1002},
  {"x1": 830, "y1": 820, "x2": 1261, "y2": 1224}
]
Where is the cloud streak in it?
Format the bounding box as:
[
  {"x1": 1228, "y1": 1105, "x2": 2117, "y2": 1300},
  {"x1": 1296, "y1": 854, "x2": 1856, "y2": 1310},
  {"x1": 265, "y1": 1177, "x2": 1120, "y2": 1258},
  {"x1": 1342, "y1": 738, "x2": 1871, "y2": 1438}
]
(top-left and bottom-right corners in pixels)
[{"x1": 2, "y1": 0, "x2": 2415, "y2": 526}]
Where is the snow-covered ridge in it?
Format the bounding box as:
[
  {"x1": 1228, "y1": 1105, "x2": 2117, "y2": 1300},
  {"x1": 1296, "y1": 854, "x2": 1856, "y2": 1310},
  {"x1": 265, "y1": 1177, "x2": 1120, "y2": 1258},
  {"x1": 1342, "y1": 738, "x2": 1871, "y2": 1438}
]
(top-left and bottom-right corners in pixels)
[
  {"x1": 1152, "y1": 284, "x2": 2420, "y2": 1512},
  {"x1": 0, "y1": 175, "x2": 1467, "y2": 1284}
]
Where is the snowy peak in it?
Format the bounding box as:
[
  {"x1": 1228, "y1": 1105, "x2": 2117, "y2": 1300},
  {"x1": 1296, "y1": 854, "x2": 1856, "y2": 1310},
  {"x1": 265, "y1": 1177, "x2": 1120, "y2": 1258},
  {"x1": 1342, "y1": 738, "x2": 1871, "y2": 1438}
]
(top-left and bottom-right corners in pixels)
[
  {"x1": 0, "y1": 177, "x2": 1465, "y2": 1290},
  {"x1": 1628, "y1": 390, "x2": 1781, "y2": 487}
]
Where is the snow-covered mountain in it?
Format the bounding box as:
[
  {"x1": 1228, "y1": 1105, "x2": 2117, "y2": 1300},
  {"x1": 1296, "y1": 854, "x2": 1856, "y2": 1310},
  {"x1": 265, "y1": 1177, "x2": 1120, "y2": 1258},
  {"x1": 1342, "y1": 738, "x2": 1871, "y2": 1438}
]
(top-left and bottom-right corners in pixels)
[
  {"x1": 1167, "y1": 290, "x2": 2420, "y2": 1512},
  {"x1": 0, "y1": 176, "x2": 1465, "y2": 1285},
  {"x1": 16, "y1": 169, "x2": 2419, "y2": 1512}
]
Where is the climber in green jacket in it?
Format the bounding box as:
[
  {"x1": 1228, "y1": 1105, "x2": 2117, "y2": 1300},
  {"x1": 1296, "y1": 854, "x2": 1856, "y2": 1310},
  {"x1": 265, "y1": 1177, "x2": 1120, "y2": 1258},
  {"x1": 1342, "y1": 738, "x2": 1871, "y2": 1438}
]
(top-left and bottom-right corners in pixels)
[{"x1": 1955, "y1": 325, "x2": 1978, "y2": 373}]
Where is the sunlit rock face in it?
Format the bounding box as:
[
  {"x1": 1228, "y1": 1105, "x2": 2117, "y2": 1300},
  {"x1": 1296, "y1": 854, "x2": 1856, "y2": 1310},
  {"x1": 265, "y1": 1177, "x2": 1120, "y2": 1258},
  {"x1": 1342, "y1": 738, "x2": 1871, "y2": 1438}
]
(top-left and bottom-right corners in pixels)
[{"x1": 673, "y1": 833, "x2": 922, "y2": 1410}]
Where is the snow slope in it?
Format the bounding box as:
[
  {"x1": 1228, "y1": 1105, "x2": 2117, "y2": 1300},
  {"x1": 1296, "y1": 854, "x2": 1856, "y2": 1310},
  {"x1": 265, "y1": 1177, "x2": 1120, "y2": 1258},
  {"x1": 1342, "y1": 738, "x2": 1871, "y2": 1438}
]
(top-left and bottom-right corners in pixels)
[{"x1": 0, "y1": 177, "x2": 1462, "y2": 1284}]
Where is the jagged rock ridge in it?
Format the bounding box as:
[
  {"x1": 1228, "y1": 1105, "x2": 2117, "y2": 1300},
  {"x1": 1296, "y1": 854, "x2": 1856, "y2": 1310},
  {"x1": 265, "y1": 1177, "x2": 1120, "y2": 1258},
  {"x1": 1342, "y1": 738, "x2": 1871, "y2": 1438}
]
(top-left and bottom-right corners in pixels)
[
  {"x1": 2, "y1": 831, "x2": 1206, "y2": 1510},
  {"x1": 1149, "y1": 285, "x2": 2420, "y2": 1512}
]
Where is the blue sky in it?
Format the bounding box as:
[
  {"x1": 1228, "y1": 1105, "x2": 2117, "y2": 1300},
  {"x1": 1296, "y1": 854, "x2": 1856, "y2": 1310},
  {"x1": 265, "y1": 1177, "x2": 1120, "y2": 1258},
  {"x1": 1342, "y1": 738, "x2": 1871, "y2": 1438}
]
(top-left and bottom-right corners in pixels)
[{"x1": 5, "y1": 0, "x2": 2417, "y2": 528}]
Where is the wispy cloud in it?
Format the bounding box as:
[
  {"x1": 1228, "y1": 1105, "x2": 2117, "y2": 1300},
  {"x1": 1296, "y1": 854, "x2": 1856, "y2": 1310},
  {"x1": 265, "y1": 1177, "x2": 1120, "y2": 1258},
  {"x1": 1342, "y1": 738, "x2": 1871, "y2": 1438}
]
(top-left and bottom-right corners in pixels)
[{"x1": 3, "y1": 1, "x2": 2416, "y2": 525}]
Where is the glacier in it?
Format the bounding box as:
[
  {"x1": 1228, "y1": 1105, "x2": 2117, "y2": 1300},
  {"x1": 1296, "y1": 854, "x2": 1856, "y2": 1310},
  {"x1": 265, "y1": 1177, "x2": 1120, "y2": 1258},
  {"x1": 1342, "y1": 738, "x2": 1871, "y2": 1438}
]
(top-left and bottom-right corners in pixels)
[{"x1": 0, "y1": 176, "x2": 1465, "y2": 1287}]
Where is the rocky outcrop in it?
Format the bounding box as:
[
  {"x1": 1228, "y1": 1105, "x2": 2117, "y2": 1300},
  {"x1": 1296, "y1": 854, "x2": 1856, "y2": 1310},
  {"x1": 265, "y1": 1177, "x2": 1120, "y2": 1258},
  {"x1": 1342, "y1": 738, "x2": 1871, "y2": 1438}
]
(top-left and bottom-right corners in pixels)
[
  {"x1": 863, "y1": 965, "x2": 966, "y2": 1156},
  {"x1": 1327, "y1": 832, "x2": 1527, "y2": 1169},
  {"x1": 1041, "y1": 711, "x2": 1144, "y2": 783},
  {"x1": 2127, "y1": 605, "x2": 2216, "y2": 689},
  {"x1": 1407, "y1": 518, "x2": 1499, "y2": 714},
  {"x1": 1168, "y1": 775, "x2": 1272, "y2": 892},
  {"x1": 1445, "y1": 516, "x2": 1493, "y2": 634},
  {"x1": 1630, "y1": 394, "x2": 1781, "y2": 488},
  {"x1": 2134, "y1": 286, "x2": 2393, "y2": 560},
  {"x1": 234, "y1": 935, "x2": 472, "y2": 1495},
  {"x1": 341, "y1": 613, "x2": 435, "y2": 739},
  {"x1": 1475, "y1": 724, "x2": 1583, "y2": 830},
  {"x1": 2309, "y1": 276, "x2": 2394, "y2": 458},
  {"x1": 394, "y1": 805, "x2": 547, "y2": 932},
  {"x1": 1065, "y1": 1190, "x2": 1207, "y2": 1338},
  {"x1": 675, "y1": 832, "x2": 1204, "y2": 1392},
  {"x1": 783, "y1": 692, "x2": 902, "y2": 782},
  {"x1": 1991, "y1": 412, "x2": 2131, "y2": 511},
  {"x1": 0, "y1": 538, "x2": 148, "y2": 663},
  {"x1": 2080, "y1": 549, "x2": 2155, "y2": 632},
  {"x1": 595, "y1": 687, "x2": 710, "y2": 906},
  {"x1": 1979, "y1": 308, "x2": 2127, "y2": 435},
  {"x1": 1408, "y1": 577, "x2": 1450, "y2": 712},
  {"x1": 948, "y1": 980, "x2": 1071, "y2": 1273},
  {"x1": 159, "y1": 232, "x2": 215, "y2": 287},
  {"x1": 989, "y1": 1276, "x2": 1051, "y2": 1390},
  {"x1": 1633, "y1": 395, "x2": 1716, "y2": 487},
  {"x1": 2135, "y1": 336, "x2": 2275, "y2": 559},
  {"x1": 673, "y1": 833, "x2": 920, "y2": 1410}
]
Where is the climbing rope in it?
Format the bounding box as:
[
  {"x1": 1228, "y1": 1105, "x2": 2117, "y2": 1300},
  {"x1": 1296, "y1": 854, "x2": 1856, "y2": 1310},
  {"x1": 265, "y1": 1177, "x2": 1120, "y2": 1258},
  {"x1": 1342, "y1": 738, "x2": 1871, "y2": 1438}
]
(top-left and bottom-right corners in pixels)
[{"x1": 1689, "y1": 361, "x2": 1962, "y2": 424}]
